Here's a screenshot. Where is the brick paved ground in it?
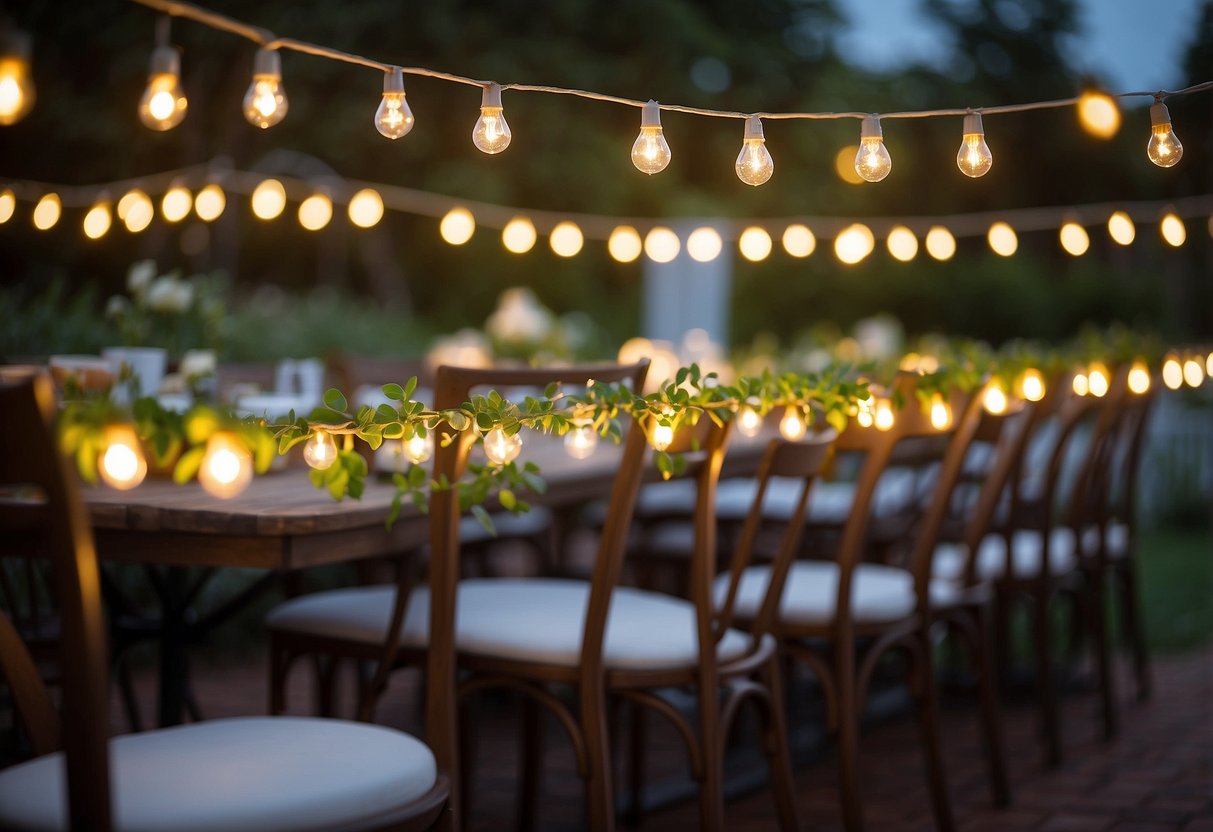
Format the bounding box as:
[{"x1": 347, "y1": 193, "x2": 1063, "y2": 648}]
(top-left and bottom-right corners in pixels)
[{"x1": 109, "y1": 643, "x2": 1212, "y2": 831}]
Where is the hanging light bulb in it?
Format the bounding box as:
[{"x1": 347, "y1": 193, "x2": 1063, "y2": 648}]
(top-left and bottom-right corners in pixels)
[
  {"x1": 302, "y1": 430, "x2": 338, "y2": 470},
  {"x1": 874, "y1": 399, "x2": 895, "y2": 431},
  {"x1": 988, "y1": 221, "x2": 1018, "y2": 256},
  {"x1": 472, "y1": 81, "x2": 510, "y2": 153},
  {"x1": 735, "y1": 116, "x2": 774, "y2": 186},
  {"x1": 631, "y1": 100, "x2": 671, "y2": 175},
  {"x1": 298, "y1": 192, "x2": 333, "y2": 231},
  {"x1": 782, "y1": 224, "x2": 816, "y2": 257},
  {"x1": 643, "y1": 226, "x2": 680, "y2": 262},
  {"x1": 250, "y1": 179, "x2": 286, "y2": 221},
  {"x1": 483, "y1": 427, "x2": 522, "y2": 466},
  {"x1": 439, "y1": 207, "x2": 475, "y2": 245},
  {"x1": 1107, "y1": 211, "x2": 1135, "y2": 245},
  {"x1": 1160, "y1": 212, "x2": 1186, "y2": 247},
  {"x1": 374, "y1": 67, "x2": 414, "y2": 139},
  {"x1": 1183, "y1": 355, "x2": 1205, "y2": 388},
  {"x1": 834, "y1": 223, "x2": 875, "y2": 264},
  {"x1": 564, "y1": 423, "x2": 598, "y2": 460},
  {"x1": 0, "y1": 27, "x2": 35, "y2": 126},
  {"x1": 348, "y1": 188, "x2": 384, "y2": 228},
  {"x1": 608, "y1": 226, "x2": 643, "y2": 263},
  {"x1": 855, "y1": 393, "x2": 875, "y2": 428},
  {"x1": 502, "y1": 217, "x2": 537, "y2": 253},
  {"x1": 736, "y1": 398, "x2": 763, "y2": 437},
  {"x1": 1077, "y1": 89, "x2": 1120, "y2": 139},
  {"x1": 982, "y1": 382, "x2": 1008, "y2": 415},
  {"x1": 549, "y1": 221, "x2": 583, "y2": 257},
  {"x1": 886, "y1": 225, "x2": 918, "y2": 261},
  {"x1": 198, "y1": 432, "x2": 253, "y2": 498},
  {"x1": 0, "y1": 188, "x2": 13, "y2": 224},
  {"x1": 1016, "y1": 368, "x2": 1046, "y2": 402},
  {"x1": 99, "y1": 425, "x2": 148, "y2": 491},
  {"x1": 929, "y1": 394, "x2": 952, "y2": 431},
  {"x1": 1146, "y1": 99, "x2": 1182, "y2": 168},
  {"x1": 161, "y1": 183, "x2": 192, "y2": 222},
  {"x1": 138, "y1": 21, "x2": 187, "y2": 131},
  {"x1": 924, "y1": 226, "x2": 956, "y2": 260},
  {"x1": 82, "y1": 197, "x2": 112, "y2": 240},
  {"x1": 780, "y1": 406, "x2": 807, "y2": 441},
  {"x1": 649, "y1": 421, "x2": 674, "y2": 452},
  {"x1": 1072, "y1": 372, "x2": 1090, "y2": 396},
  {"x1": 1162, "y1": 354, "x2": 1183, "y2": 390},
  {"x1": 956, "y1": 112, "x2": 993, "y2": 177},
  {"x1": 854, "y1": 115, "x2": 892, "y2": 182},
  {"x1": 738, "y1": 226, "x2": 772, "y2": 262},
  {"x1": 404, "y1": 431, "x2": 434, "y2": 465},
  {"x1": 32, "y1": 192, "x2": 59, "y2": 230},
  {"x1": 1087, "y1": 362, "x2": 1110, "y2": 397},
  {"x1": 242, "y1": 47, "x2": 287, "y2": 128},
  {"x1": 1059, "y1": 221, "x2": 1090, "y2": 256},
  {"x1": 1127, "y1": 361, "x2": 1151, "y2": 395},
  {"x1": 686, "y1": 226, "x2": 723, "y2": 263}
]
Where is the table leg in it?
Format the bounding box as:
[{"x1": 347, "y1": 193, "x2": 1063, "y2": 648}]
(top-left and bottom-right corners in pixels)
[{"x1": 157, "y1": 566, "x2": 191, "y2": 727}]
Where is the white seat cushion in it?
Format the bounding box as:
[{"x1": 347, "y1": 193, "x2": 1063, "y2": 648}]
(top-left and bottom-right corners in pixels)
[
  {"x1": 1081, "y1": 522, "x2": 1130, "y2": 560},
  {"x1": 0, "y1": 717, "x2": 436, "y2": 832},
  {"x1": 268, "y1": 578, "x2": 751, "y2": 672},
  {"x1": 932, "y1": 528, "x2": 1080, "y2": 583},
  {"x1": 713, "y1": 561, "x2": 917, "y2": 627}
]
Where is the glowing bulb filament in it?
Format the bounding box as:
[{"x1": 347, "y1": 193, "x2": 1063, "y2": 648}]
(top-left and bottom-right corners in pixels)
[
  {"x1": 983, "y1": 383, "x2": 1008, "y2": 415},
  {"x1": 139, "y1": 41, "x2": 186, "y2": 131},
  {"x1": 929, "y1": 395, "x2": 952, "y2": 431},
  {"x1": 779, "y1": 407, "x2": 807, "y2": 441},
  {"x1": 956, "y1": 113, "x2": 993, "y2": 177},
  {"x1": 484, "y1": 427, "x2": 522, "y2": 466},
  {"x1": 242, "y1": 48, "x2": 287, "y2": 128},
  {"x1": 472, "y1": 82, "x2": 511, "y2": 153},
  {"x1": 735, "y1": 116, "x2": 774, "y2": 186},
  {"x1": 564, "y1": 424, "x2": 598, "y2": 460},
  {"x1": 1127, "y1": 362, "x2": 1151, "y2": 395},
  {"x1": 0, "y1": 32, "x2": 35, "y2": 126},
  {"x1": 99, "y1": 425, "x2": 147, "y2": 491},
  {"x1": 736, "y1": 402, "x2": 763, "y2": 438},
  {"x1": 1146, "y1": 101, "x2": 1182, "y2": 168},
  {"x1": 854, "y1": 115, "x2": 892, "y2": 182},
  {"x1": 375, "y1": 67, "x2": 414, "y2": 139},
  {"x1": 631, "y1": 100, "x2": 672, "y2": 175},
  {"x1": 303, "y1": 430, "x2": 338, "y2": 470},
  {"x1": 198, "y1": 432, "x2": 253, "y2": 498}
]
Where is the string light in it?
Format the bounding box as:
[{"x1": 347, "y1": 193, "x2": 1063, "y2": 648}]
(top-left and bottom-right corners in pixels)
[
  {"x1": 0, "y1": 26, "x2": 35, "y2": 125},
  {"x1": 161, "y1": 182, "x2": 192, "y2": 222},
  {"x1": 348, "y1": 188, "x2": 384, "y2": 228},
  {"x1": 1087, "y1": 362, "x2": 1110, "y2": 397},
  {"x1": 193, "y1": 183, "x2": 226, "y2": 222},
  {"x1": 649, "y1": 421, "x2": 674, "y2": 452},
  {"x1": 738, "y1": 226, "x2": 772, "y2": 262},
  {"x1": 32, "y1": 193, "x2": 60, "y2": 230},
  {"x1": 686, "y1": 226, "x2": 723, "y2": 263},
  {"x1": 779, "y1": 407, "x2": 806, "y2": 441},
  {"x1": 1160, "y1": 212, "x2": 1186, "y2": 246},
  {"x1": 0, "y1": 188, "x2": 13, "y2": 223},
  {"x1": 988, "y1": 221, "x2": 1018, "y2": 256},
  {"x1": 929, "y1": 394, "x2": 952, "y2": 430},
  {"x1": 632, "y1": 100, "x2": 671, "y2": 175},
  {"x1": 403, "y1": 431, "x2": 433, "y2": 465},
  {"x1": 82, "y1": 198, "x2": 112, "y2": 239},
  {"x1": 1162, "y1": 354, "x2": 1183, "y2": 389},
  {"x1": 243, "y1": 47, "x2": 287, "y2": 128},
  {"x1": 472, "y1": 81, "x2": 510, "y2": 153},
  {"x1": 855, "y1": 115, "x2": 892, "y2": 182},
  {"x1": 302, "y1": 430, "x2": 338, "y2": 469},
  {"x1": 736, "y1": 399, "x2": 763, "y2": 437},
  {"x1": 298, "y1": 192, "x2": 332, "y2": 231},
  {"x1": 924, "y1": 226, "x2": 956, "y2": 260},
  {"x1": 1107, "y1": 210, "x2": 1136, "y2": 245},
  {"x1": 782, "y1": 224, "x2": 815, "y2": 257},
  {"x1": 549, "y1": 220, "x2": 583, "y2": 257},
  {"x1": 1207, "y1": 351, "x2": 1213, "y2": 378},
  {"x1": 502, "y1": 216, "x2": 536, "y2": 253},
  {"x1": 198, "y1": 431, "x2": 253, "y2": 498},
  {"x1": 834, "y1": 223, "x2": 874, "y2": 264},
  {"x1": 375, "y1": 67, "x2": 414, "y2": 139},
  {"x1": 1127, "y1": 360, "x2": 1151, "y2": 395},
  {"x1": 483, "y1": 427, "x2": 522, "y2": 465},
  {"x1": 608, "y1": 226, "x2": 643, "y2": 263},
  {"x1": 1072, "y1": 371, "x2": 1089, "y2": 396},
  {"x1": 1146, "y1": 99, "x2": 1182, "y2": 168},
  {"x1": 99, "y1": 425, "x2": 148, "y2": 491},
  {"x1": 118, "y1": 188, "x2": 154, "y2": 232},
  {"x1": 735, "y1": 116, "x2": 774, "y2": 186},
  {"x1": 563, "y1": 423, "x2": 598, "y2": 459},
  {"x1": 982, "y1": 382, "x2": 1008, "y2": 415},
  {"x1": 956, "y1": 112, "x2": 993, "y2": 178},
  {"x1": 138, "y1": 19, "x2": 187, "y2": 131},
  {"x1": 440, "y1": 206, "x2": 475, "y2": 244},
  {"x1": 1182, "y1": 355, "x2": 1205, "y2": 388},
  {"x1": 644, "y1": 226, "x2": 680, "y2": 263},
  {"x1": 1059, "y1": 221, "x2": 1089, "y2": 256},
  {"x1": 1015, "y1": 368, "x2": 1046, "y2": 402},
  {"x1": 873, "y1": 399, "x2": 895, "y2": 431},
  {"x1": 250, "y1": 179, "x2": 286, "y2": 220},
  {"x1": 1078, "y1": 90, "x2": 1120, "y2": 139},
  {"x1": 886, "y1": 225, "x2": 918, "y2": 261}
]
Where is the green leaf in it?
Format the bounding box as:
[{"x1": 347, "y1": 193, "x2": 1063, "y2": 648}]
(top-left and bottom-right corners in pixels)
[
  {"x1": 470, "y1": 504, "x2": 495, "y2": 536},
  {"x1": 375, "y1": 404, "x2": 399, "y2": 424},
  {"x1": 382, "y1": 383, "x2": 405, "y2": 401},
  {"x1": 498, "y1": 488, "x2": 516, "y2": 510},
  {"x1": 382, "y1": 423, "x2": 405, "y2": 439},
  {"x1": 322, "y1": 389, "x2": 348, "y2": 412},
  {"x1": 403, "y1": 377, "x2": 418, "y2": 401}
]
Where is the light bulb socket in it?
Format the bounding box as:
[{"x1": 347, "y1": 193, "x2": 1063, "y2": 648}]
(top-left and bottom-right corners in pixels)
[
  {"x1": 640, "y1": 100, "x2": 662, "y2": 128},
  {"x1": 1150, "y1": 101, "x2": 1171, "y2": 126},
  {"x1": 252, "y1": 47, "x2": 281, "y2": 78},
  {"x1": 481, "y1": 81, "x2": 503, "y2": 108},
  {"x1": 149, "y1": 44, "x2": 180, "y2": 77},
  {"x1": 743, "y1": 115, "x2": 765, "y2": 141},
  {"x1": 962, "y1": 112, "x2": 984, "y2": 136},
  {"x1": 860, "y1": 114, "x2": 883, "y2": 140},
  {"x1": 384, "y1": 66, "x2": 405, "y2": 95}
]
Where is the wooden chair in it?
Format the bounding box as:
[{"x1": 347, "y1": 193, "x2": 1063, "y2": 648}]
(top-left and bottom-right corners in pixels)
[{"x1": 0, "y1": 372, "x2": 448, "y2": 832}]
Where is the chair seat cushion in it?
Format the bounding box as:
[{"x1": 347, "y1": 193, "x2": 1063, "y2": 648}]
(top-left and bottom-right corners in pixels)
[
  {"x1": 0, "y1": 716, "x2": 436, "y2": 832},
  {"x1": 932, "y1": 528, "x2": 1080, "y2": 583},
  {"x1": 1081, "y1": 521, "x2": 1130, "y2": 560},
  {"x1": 268, "y1": 578, "x2": 751, "y2": 672},
  {"x1": 712, "y1": 561, "x2": 918, "y2": 627}
]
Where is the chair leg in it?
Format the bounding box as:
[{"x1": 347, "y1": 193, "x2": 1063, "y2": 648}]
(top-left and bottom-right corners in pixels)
[
  {"x1": 1032, "y1": 589, "x2": 1062, "y2": 767},
  {"x1": 313, "y1": 654, "x2": 338, "y2": 717},
  {"x1": 760, "y1": 653, "x2": 800, "y2": 831},
  {"x1": 517, "y1": 696, "x2": 543, "y2": 832},
  {"x1": 835, "y1": 642, "x2": 865, "y2": 832},
  {"x1": 269, "y1": 641, "x2": 289, "y2": 716},
  {"x1": 459, "y1": 697, "x2": 477, "y2": 824},
  {"x1": 973, "y1": 606, "x2": 1011, "y2": 807},
  {"x1": 697, "y1": 684, "x2": 725, "y2": 832},
  {"x1": 1087, "y1": 572, "x2": 1119, "y2": 740},
  {"x1": 1119, "y1": 561, "x2": 1152, "y2": 702},
  {"x1": 625, "y1": 700, "x2": 647, "y2": 825},
  {"x1": 115, "y1": 655, "x2": 144, "y2": 733},
  {"x1": 910, "y1": 629, "x2": 956, "y2": 832},
  {"x1": 580, "y1": 683, "x2": 616, "y2": 832}
]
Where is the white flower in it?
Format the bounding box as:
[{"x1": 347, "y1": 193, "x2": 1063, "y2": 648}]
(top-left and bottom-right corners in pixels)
[
  {"x1": 127, "y1": 260, "x2": 156, "y2": 298},
  {"x1": 485, "y1": 287, "x2": 553, "y2": 344},
  {"x1": 854, "y1": 315, "x2": 904, "y2": 362},
  {"x1": 146, "y1": 276, "x2": 193, "y2": 313},
  {"x1": 180, "y1": 349, "x2": 216, "y2": 378},
  {"x1": 427, "y1": 329, "x2": 492, "y2": 369}
]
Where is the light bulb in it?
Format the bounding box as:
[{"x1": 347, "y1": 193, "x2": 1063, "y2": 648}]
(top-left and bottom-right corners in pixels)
[
  {"x1": 886, "y1": 225, "x2": 918, "y2": 261},
  {"x1": 0, "y1": 30, "x2": 35, "y2": 126},
  {"x1": 1107, "y1": 211, "x2": 1135, "y2": 245},
  {"x1": 983, "y1": 382, "x2": 1008, "y2": 415},
  {"x1": 1207, "y1": 351, "x2": 1213, "y2": 378},
  {"x1": 736, "y1": 399, "x2": 762, "y2": 437},
  {"x1": 440, "y1": 207, "x2": 475, "y2": 245},
  {"x1": 644, "y1": 226, "x2": 680, "y2": 263},
  {"x1": 735, "y1": 116, "x2": 774, "y2": 186},
  {"x1": 834, "y1": 223, "x2": 875, "y2": 264},
  {"x1": 404, "y1": 431, "x2": 434, "y2": 465},
  {"x1": 925, "y1": 226, "x2": 956, "y2": 260},
  {"x1": 855, "y1": 394, "x2": 875, "y2": 428},
  {"x1": 564, "y1": 423, "x2": 598, "y2": 460},
  {"x1": 198, "y1": 432, "x2": 253, "y2": 498},
  {"x1": 1160, "y1": 212, "x2": 1186, "y2": 247},
  {"x1": 250, "y1": 179, "x2": 286, "y2": 221},
  {"x1": 1087, "y1": 363, "x2": 1110, "y2": 397},
  {"x1": 929, "y1": 394, "x2": 952, "y2": 431},
  {"x1": 1162, "y1": 355, "x2": 1183, "y2": 390},
  {"x1": 302, "y1": 430, "x2": 338, "y2": 470},
  {"x1": 956, "y1": 113, "x2": 993, "y2": 178},
  {"x1": 483, "y1": 427, "x2": 522, "y2": 466},
  {"x1": 0, "y1": 188, "x2": 12, "y2": 223},
  {"x1": 194, "y1": 183, "x2": 225, "y2": 222},
  {"x1": 502, "y1": 217, "x2": 537, "y2": 253},
  {"x1": 1127, "y1": 361, "x2": 1151, "y2": 395},
  {"x1": 608, "y1": 226, "x2": 643, "y2": 263},
  {"x1": 874, "y1": 399, "x2": 895, "y2": 432},
  {"x1": 631, "y1": 100, "x2": 671, "y2": 175},
  {"x1": 1016, "y1": 368, "x2": 1046, "y2": 402},
  {"x1": 1059, "y1": 221, "x2": 1089, "y2": 256},
  {"x1": 738, "y1": 226, "x2": 772, "y2": 261},
  {"x1": 138, "y1": 44, "x2": 186, "y2": 131},
  {"x1": 782, "y1": 224, "x2": 816, "y2": 257},
  {"x1": 83, "y1": 199, "x2": 112, "y2": 240},
  {"x1": 988, "y1": 221, "x2": 1018, "y2": 256},
  {"x1": 854, "y1": 115, "x2": 892, "y2": 182},
  {"x1": 32, "y1": 193, "x2": 60, "y2": 230},
  {"x1": 242, "y1": 48, "x2": 287, "y2": 129},
  {"x1": 1072, "y1": 372, "x2": 1089, "y2": 397},
  {"x1": 348, "y1": 188, "x2": 384, "y2": 228},
  {"x1": 472, "y1": 81, "x2": 510, "y2": 153},
  {"x1": 99, "y1": 425, "x2": 147, "y2": 491},
  {"x1": 118, "y1": 188, "x2": 154, "y2": 233},
  {"x1": 298, "y1": 192, "x2": 333, "y2": 231},
  {"x1": 1078, "y1": 90, "x2": 1120, "y2": 139},
  {"x1": 1183, "y1": 357, "x2": 1204, "y2": 388},
  {"x1": 650, "y1": 422, "x2": 674, "y2": 452},
  {"x1": 1146, "y1": 100, "x2": 1182, "y2": 168},
  {"x1": 686, "y1": 227, "x2": 723, "y2": 263},
  {"x1": 779, "y1": 407, "x2": 806, "y2": 441},
  {"x1": 549, "y1": 220, "x2": 583, "y2": 257},
  {"x1": 375, "y1": 67, "x2": 414, "y2": 139},
  {"x1": 161, "y1": 183, "x2": 192, "y2": 222}
]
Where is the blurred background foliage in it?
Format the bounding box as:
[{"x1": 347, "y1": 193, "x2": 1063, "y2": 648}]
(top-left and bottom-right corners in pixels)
[{"x1": 0, "y1": 0, "x2": 1211, "y2": 361}]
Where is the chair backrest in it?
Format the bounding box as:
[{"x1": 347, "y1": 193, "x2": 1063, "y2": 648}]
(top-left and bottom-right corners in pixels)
[
  {"x1": 0, "y1": 372, "x2": 113, "y2": 830},
  {"x1": 419, "y1": 361, "x2": 650, "y2": 819},
  {"x1": 1086, "y1": 368, "x2": 1155, "y2": 563}
]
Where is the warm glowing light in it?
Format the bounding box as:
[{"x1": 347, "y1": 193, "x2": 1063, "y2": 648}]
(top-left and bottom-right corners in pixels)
[
  {"x1": 929, "y1": 395, "x2": 952, "y2": 430},
  {"x1": 735, "y1": 116, "x2": 774, "y2": 186},
  {"x1": 138, "y1": 46, "x2": 187, "y2": 131},
  {"x1": 298, "y1": 193, "x2": 333, "y2": 231},
  {"x1": 1107, "y1": 211, "x2": 1135, "y2": 245},
  {"x1": 440, "y1": 207, "x2": 476, "y2": 245},
  {"x1": 0, "y1": 39, "x2": 35, "y2": 126},
  {"x1": 855, "y1": 393, "x2": 875, "y2": 428},
  {"x1": 924, "y1": 226, "x2": 956, "y2": 261},
  {"x1": 375, "y1": 67, "x2": 414, "y2": 140},
  {"x1": 250, "y1": 179, "x2": 286, "y2": 221},
  {"x1": 874, "y1": 399, "x2": 895, "y2": 431},
  {"x1": 404, "y1": 431, "x2": 434, "y2": 465},
  {"x1": 32, "y1": 193, "x2": 60, "y2": 230},
  {"x1": 644, "y1": 226, "x2": 681, "y2": 263},
  {"x1": 608, "y1": 226, "x2": 643, "y2": 263},
  {"x1": 834, "y1": 145, "x2": 865, "y2": 185},
  {"x1": 1072, "y1": 372, "x2": 1089, "y2": 396},
  {"x1": 1160, "y1": 213, "x2": 1186, "y2": 247},
  {"x1": 502, "y1": 217, "x2": 537, "y2": 254},
  {"x1": 243, "y1": 48, "x2": 288, "y2": 128},
  {"x1": 0, "y1": 188, "x2": 13, "y2": 224},
  {"x1": 834, "y1": 223, "x2": 875, "y2": 264},
  {"x1": 1207, "y1": 352, "x2": 1213, "y2": 377},
  {"x1": 161, "y1": 185, "x2": 192, "y2": 222},
  {"x1": 854, "y1": 115, "x2": 892, "y2": 182},
  {"x1": 1127, "y1": 361, "x2": 1151, "y2": 395},
  {"x1": 198, "y1": 432, "x2": 253, "y2": 498},
  {"x1": 686, "y1": 227, "x2": 723, "y2": 263},
  {"x1": 1183, "y1": 357, "x2": 1205, "y2": 388},
  {"x1": 736, "y1": 401, "x2": 763, "y2": 437},
  {"x1": 82, "y1": 200, "x2": 112, "y2": 240},
  {"x1": 302, "y1": 430, "x2": 338, "y2": 470},
  {"x1": 549, "y1": 220, "x2": 583, "y2": 257},
  {"x1": 117, "y1": 189, "x2": 154, "y2": 233},
  {"x1": 780, "y1": 407, "x2": 807, "y2": 441},
  {"x1": 194, "y1": 184, "x2": 226, "y2": 222},
  {"x1": 987, "y1": 221, "x2": 1018, "y2": 256},
  {"x1": 650, "y1": 422, "x2": 675, "y2": 452},
  {"x1": 1162, "y1": 355, "x2": 1183, "y2": 390},
  {"x1": 99, "y1": 425, "x2": 147, "y2": 491},
  {"x1": 738, "y1": 226, "x2": 772, "y2": 262},
  {"x1": 982, "y1": 383, "x2": 1008, "y2": 415},
  {"x1": 1078, "y1": 90, "x2": 1120, "y2": 139},
  {"x1": 1087, "y1": 363, "x2": 1110, "y2": 397},
  {"x1": 564, "y1": 424, "x2": 598, "y2": 459},
  {"x1": 1059, "y1": 222, "x2": 1090, "y2": 256},
  {"x1": 632, "y1": 100, "x2": 672, "y2": 175},
  {"x1": 886, "y1": 225, "x2": 918, "y2": 261},
  {"x1": 782, "y1": 224, "x2": 816, "y2": 257},
  {"x1": 1016, "y1": 369, "x2": 1046, "y2": 402},
  {"x1": 348, "y1": 189, "x2": 384, "y2": 228},
  {"x1": 1146, "y1": 101, "x2": 1182, "y2": 168},
  {"x1": 484, "y1": 427, "x2": 522, "y2": 466},
  {"x1": 956, "y1": 113, "x2": 993, "y2": 177},
  {"x1": 472, "y1": 81, "x2": 511, "y2": 153}
]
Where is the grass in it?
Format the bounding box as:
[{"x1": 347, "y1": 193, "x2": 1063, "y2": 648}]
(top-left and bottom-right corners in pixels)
[{"x1": 1137, "y1": 526, "x2": 1213, "y2": 654}]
